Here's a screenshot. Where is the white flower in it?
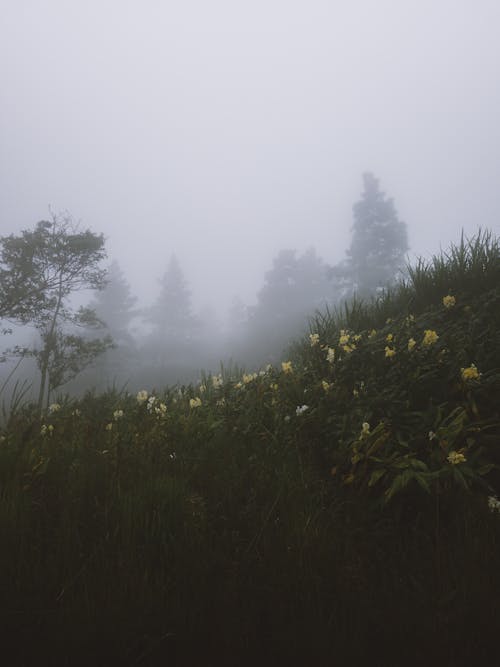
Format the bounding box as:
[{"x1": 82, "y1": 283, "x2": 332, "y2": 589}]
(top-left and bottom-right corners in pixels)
[
  {"x1": 113, "y1": 409, "x2": 124, "y2": 420},
  {"x1": 189, "y1": 397, "x2": 202, "y2": 409},
  {"x1": 154, "y1": 402, "x2": 167, "y2": 418},
  {"x1": 488, "y1": 496, "x2": 500, "y2": 513},
  {"x1": 295, "y1": 404, "x2": 309, "y2": 416},
  {"x1": 136, "y1": 390, "x2": 149, "y2": 404},
  {"x1": 361, "y1": 422, "x2": 370, "y2": 437},
  {"x1": 147, "y1": 396, "x2": 157, "y2": 412},
  {"x1": 309, "y1": 333, "x2": 320, "y2": 347},
  {"x1": 48, "y1": 403, "x2": 61, "y2": 413}
]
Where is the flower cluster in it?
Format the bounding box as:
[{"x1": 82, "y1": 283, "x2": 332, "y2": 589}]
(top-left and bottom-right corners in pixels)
[
  {"x1": 309, "y1": 333, "x2": 320, "y2": 347},
  {"x1": 189, "y1": 397, "x2": 202, "y2": 409},
  {"x1": 281, "y1": 361, "x2": 293, "y2": 374},
  {"x1": 136, "y1": 390, "x2": 149, "y2": 404},
  {"x1": 422, "y1": 329, "x2": 439, "y2": 346},
  {"x1": 295, "y1": 404, "x2": 309, "y2": 416},
  {"x1": 442, "y1": 294, "x2": 456, "y2": 309},
  {"x1": 447, "y1": 450, "x2": 467, "y2": 465},
  {"x1": 461, "y1": 364, "x2": 480, "y2": 382}
]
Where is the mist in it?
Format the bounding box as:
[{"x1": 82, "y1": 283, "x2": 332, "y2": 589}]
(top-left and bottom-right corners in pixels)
[{"x1": 1, "y1": 0, "x2": 500, "y2": 392}]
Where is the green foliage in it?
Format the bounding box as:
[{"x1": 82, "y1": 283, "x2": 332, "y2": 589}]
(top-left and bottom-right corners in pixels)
[
  {"x1": 0, "y1": 214, "x2": 112, "y2": 409},
  {"x1": 1, "y1": 230, "x2": 500, "y2": 663}
]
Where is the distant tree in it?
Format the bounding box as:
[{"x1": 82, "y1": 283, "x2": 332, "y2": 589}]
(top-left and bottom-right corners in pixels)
[
  {"x1": 248, "y1": 247, "x2": 331, "y2": 363},
  {"x1": 89, "y1": 260, "x2": 137, "y2": 346},
  {"x1": 145, "y1": 255, "x2": 198, "y2": 366},
  {"x1": 341, "y1": 172, "x2": 409, "y2": 297},
  {"x1": 0, "y1": 215, "x2": 112, "y2": 409}
]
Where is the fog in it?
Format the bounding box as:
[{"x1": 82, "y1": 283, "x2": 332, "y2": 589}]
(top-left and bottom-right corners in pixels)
[{"x1": 1, "y1": 1, "x2": 500, "y2": 391}]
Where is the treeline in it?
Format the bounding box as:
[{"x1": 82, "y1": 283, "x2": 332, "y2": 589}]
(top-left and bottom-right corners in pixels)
[{"x1": 0, "y1": 173, "x2": 408, "y2": 406}]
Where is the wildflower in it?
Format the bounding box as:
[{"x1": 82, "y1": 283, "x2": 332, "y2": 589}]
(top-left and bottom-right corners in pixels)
[
  {"x1": 488, "y1": 496, "x2": 500, "y2": 513},
  {"x1": 147, "y1": 396, "x2": 157, "y2": 412},
  {"x1": 422, "y1": 329, "x2": 439, "y2": 346},
  {"x1": 309, "y1": 333, "x2": 320, "y2": 347},
  {"x1": 212, "y1": 374, "x2": 223, "y2": 389},
  {"x1": 113, "y1": 409, "x2": 124, "y2": 420},
  {"x1": 189, "y1": 397, "x2": 202, "y2": 409},
  {"x1": 339, "y1": 330, "x2": 350, "y2": 346},
  {"x1": 105, "y1": 423, "x2": 113, "y2": 431},
  {"x1": 295, "y1": 404, "x2": 309, "y2": 416},
  {"x1": 40, "y1": 424, "x2": 54, "y2": 436},
  {"x1": 154, "y1": 403, "x2": 167, "y2": 418},
  {"x1": 281, "y1": 361, "x2": 293, "y2": 374},
  {"x1": 461, "y1": 364, "x2": 480, "y2": 382},
  {"x1": 326, "y1": 347, "x2": 335, "y2": 363},
  {"x1": 71, "y1": 409, "x2": 81, "y2": 417},
  {"x1": 353, "y1": 334, "x2": 362, "y2": 342},
  {"x1": 407, "y1": 337, "x2": 417, "y2": 352},
  {"x1": 368, "y1": 329, "x2": 377, "y2": 339},
  {"x1": 198, "y1": 383, "x2": 206, "y2": 394},
  {"x1": 428, "y1": 431, "x2": 437, "y2": 441},
  {"x1": 136, "y1": 390, "x2": 149, "y2": 404},
  {"x1": 447, "y1": 450, "x2": 466, "y2": 465},
  {"x1": 341, "y1": 343, "x2": 356, "y2": 354},
  {"x1": 442, "y1": 294, "x2": 456, "y2": 309},
  {"x1": 235, "y1": 382, "x2": 243, "y2": 390},
  {"x1": 243, "y1": 373, "x2": 257, "y2": 384},
  {"x1": 352, "y1": 388, "x2": 359, "y2": 397},
  {"x1": 216, "y1": 398, "x2": 226, "y2": 408},
  {"x1": 385, "y1": 346, "x2": 396, "y2": 358},
  {"x1": 270, "y1": 383, "x2": 279, "y2": 392},
  {"x1": 361, "y1": 422, "x2": 370, "y2": 437},
  {"x1": 386, "y1": 333, "x2": 394, "y2": 343},
  {"x1": 405, "y1": 314, "x2": 415, "y2": 324},
  {"x1": 386, "y1": 318, "x2": 392, "y2": 324},
  {"x1": 321, "y1": 380, "x2": 332, "y2": 392},
  {"x1": 48, "y1": 403, "x2": 61, "y2": 414}
]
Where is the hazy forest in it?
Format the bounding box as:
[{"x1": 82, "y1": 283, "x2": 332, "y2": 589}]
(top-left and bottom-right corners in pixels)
[{"x1": 2, "y1": 1, "x2": 500, "y2": 665}]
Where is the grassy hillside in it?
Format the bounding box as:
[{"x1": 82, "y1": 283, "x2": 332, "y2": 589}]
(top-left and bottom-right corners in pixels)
[{"x1": 1, "y1": 231, "x2": 500, "y2": 666}]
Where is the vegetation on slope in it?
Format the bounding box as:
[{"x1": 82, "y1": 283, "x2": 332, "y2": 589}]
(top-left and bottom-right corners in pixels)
[{"x1": 1, "y1": 231, "x2": 500, "y2": 666}]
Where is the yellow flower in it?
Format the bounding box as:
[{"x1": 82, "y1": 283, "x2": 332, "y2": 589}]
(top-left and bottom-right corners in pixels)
[
  {"x1": 386, "y1": 333, "x2": 394, "y2": 343},
  {"x1": 281, "y1": 361, "x2": 293, "y2": 374},
  {"x1": 385, "y1": 346, "x2": 396, "y2": 358},
  {"x1": 113, "y1": 409, "x2": 124, "y2": 420},
  {"x1": 243, "y1": 373, "x2": 257, "y2": 384},
  {"x1": 461, "y1": 364, "x2": 480, "y2": 382},
  {"x1": 341, "y1": 343, "x2": 356, "y2": 354},
  {"x1": 48, "y1": 403, "x2": 61, "y2": 413},
  {"x1": 339, "y1": 330, "x2": 350, "y2": 346},
  {"x1": 386, "y1": 318, "x2": 392, "y2": 324},
  {"x1": 212, "y1": 374, "x2": 223, "y2": 388},
  {"x1": 309, "y1": 333, "x2": 320, "y2": 347},
  {"x1": 326, "y1": 347, "x2": 335, "y2": 363},
  {"x1": 368, "y1": 329, "x2": 377, "y2": 339},
  {"x1": 447, "y1": 450, "x2": 466, "y2": 465},
  {"x1": 189, "y1": 397, "x2": 202, "y2": 409},
  {"x1": 270, "y1": 383, "x2": 279, "y2": 392},
  {"x1": 321, "y1": 380, "x2": 332, "y2": 392},
  {"x1": 407, "y1": 337, "x2": 417, "y2": 352},
  {"x1": 422, "y1": 329, "x2": 439, "y2": 346},
  {"x1": 353, "y1": 334, "x2": 362, "y2": 342},
  {"x1": 105, "y1": 423, "x2": 113, "y2": 431},
  {"x1": 442, "y1": 294, "x2": 456, "y2": 309}
]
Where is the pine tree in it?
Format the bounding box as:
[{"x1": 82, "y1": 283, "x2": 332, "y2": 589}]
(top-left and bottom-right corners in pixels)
[{"x1": 346, "y1": 172, "x2": 408, "y2": 297}]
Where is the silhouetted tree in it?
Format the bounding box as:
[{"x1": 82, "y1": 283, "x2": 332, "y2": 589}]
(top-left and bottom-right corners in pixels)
[
  {"x1": 342, "y1": 172, "x2": 409, "y2": 297},
  {"x1": 0, "y1": 215, "x2": 112, "y2": 409}
]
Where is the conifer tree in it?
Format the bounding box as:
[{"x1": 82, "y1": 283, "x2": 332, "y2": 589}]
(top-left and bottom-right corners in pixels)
[{"x1": 345, "y1": 172, "x2": 408, "y2": 297}]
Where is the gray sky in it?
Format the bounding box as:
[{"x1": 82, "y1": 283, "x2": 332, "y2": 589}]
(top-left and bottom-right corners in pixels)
[{"x1": 1, "y1": 0, "x2": 500, "y2": 316}]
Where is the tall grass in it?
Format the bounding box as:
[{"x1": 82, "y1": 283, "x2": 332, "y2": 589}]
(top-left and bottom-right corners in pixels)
[{"x1": 1, "y1": 231, "x2": 500, "y2": 665}]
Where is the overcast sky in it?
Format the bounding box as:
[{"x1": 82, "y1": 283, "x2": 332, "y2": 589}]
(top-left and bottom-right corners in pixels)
[{"x1": 1, "y1": 0, "x2": 499, "y2": 317}]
